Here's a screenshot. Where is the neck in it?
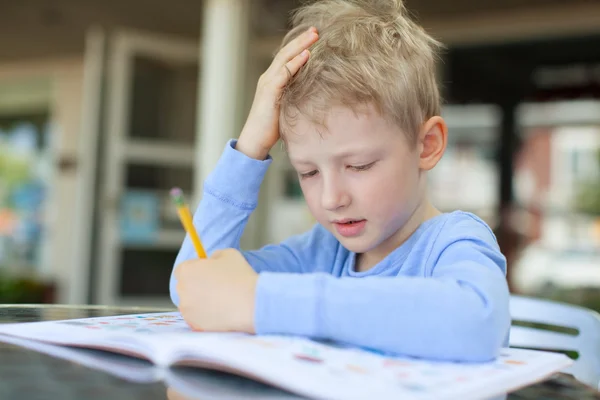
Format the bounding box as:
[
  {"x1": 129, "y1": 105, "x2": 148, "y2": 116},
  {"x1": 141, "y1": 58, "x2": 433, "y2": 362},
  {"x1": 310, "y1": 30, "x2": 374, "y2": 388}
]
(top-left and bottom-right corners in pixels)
[{"x1": 355, "y1": 198, "x2": 440, "y2": 272}]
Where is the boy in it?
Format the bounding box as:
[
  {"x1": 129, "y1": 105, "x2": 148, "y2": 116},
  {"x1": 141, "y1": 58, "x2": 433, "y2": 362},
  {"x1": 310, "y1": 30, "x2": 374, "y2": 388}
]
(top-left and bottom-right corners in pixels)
[{"x1": 170, "y1": 0, "x2": 510, "y2": 362}]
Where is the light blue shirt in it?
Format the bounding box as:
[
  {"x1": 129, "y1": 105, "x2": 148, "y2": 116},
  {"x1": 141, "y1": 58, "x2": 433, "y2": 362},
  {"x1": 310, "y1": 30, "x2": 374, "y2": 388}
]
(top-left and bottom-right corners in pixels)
[{"x1": 171, "y1": 140, "x2": 511, "y2": 362}]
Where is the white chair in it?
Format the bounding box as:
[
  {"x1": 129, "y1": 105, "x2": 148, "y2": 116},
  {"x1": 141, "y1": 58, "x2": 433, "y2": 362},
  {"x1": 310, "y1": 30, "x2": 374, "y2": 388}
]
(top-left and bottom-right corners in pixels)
[{"x1": 509, "y1": 294, "x2": 600, "y2": 389}]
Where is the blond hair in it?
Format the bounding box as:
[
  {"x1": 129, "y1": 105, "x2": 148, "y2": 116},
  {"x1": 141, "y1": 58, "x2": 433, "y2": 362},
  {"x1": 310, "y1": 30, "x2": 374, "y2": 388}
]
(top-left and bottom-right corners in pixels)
[{"x1": 279, "y1": 0, "x2": 443, "y2": 144}]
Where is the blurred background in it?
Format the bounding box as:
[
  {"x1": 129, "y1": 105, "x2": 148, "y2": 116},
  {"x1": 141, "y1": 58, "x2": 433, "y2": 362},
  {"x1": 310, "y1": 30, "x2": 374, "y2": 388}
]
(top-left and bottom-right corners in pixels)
[{"x1": 0, "y1": 0, "x2": 598, "y2": 310}]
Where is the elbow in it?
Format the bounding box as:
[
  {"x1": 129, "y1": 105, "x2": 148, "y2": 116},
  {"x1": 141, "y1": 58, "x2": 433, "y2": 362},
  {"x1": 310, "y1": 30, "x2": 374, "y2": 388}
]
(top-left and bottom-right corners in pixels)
[
  {"x1": 457, "y1": 300, "x2": 511, "y2": 362},
  {"x1": 459, "y1": 323, "x2": 508, "y2": 362}
]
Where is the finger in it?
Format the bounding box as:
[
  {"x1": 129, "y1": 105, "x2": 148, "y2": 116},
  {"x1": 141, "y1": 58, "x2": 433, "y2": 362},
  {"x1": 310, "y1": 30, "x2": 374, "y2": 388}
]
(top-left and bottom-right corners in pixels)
[
  {"x1": 269, "y1": 50, "x2": 310, "y2": 89},
  {"x1": 174, "y1": 259, "x2": 195, "y2": 278},
  {"x1": 174, "y1": 262, "x2": 186, "y2": 279},
  {"x1": 211, "y1": 248, "x2": 238, "y2": 260},
  {"x1": 210, "y1": 249, "x2": 226, "y2": 259},
  {"x1": 271, "y1": 27, "x2": 318, "y2": 70},
  {"x1": 187, "y1": 318, "x2": 205, "y2": 332},
  {"x1": 284, "y1": 49, "x2": 310, "y2": 78}
]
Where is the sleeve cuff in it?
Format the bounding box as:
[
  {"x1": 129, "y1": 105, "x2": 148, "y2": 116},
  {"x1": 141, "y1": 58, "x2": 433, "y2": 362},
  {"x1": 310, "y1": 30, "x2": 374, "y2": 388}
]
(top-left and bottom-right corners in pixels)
[
  {"x1": 254, "y1": 272, "x2": 324, "y2": 338},
  {"x1": 203, "y1": 139, "x2": 273, "y2": 210}
]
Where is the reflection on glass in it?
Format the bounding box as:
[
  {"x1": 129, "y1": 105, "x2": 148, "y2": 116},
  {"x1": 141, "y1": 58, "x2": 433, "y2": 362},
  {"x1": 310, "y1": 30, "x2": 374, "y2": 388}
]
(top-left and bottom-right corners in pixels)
[
  {"x1": 0, "y1": 114, "x2": 50, "y2": 272},
  {"x1": 165, "y1": 367, "x2": 302, "y2": 400}
]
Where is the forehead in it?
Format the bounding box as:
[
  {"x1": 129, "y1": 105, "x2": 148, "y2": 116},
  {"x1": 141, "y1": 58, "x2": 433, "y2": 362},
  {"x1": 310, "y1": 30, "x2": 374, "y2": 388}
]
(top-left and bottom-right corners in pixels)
[{"x1": 284, "y1": 105, "x2": 400, "y2": 152}]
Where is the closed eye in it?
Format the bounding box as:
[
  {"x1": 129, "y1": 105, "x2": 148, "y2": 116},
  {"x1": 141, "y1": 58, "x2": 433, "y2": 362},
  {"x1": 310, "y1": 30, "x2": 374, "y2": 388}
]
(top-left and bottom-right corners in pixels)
[
  {"x1": 299, "y1": 170, "x2": 318, "y2": 179},
  {"x1": 349, "y1": 162, "x2": 376, "y2": 171}
]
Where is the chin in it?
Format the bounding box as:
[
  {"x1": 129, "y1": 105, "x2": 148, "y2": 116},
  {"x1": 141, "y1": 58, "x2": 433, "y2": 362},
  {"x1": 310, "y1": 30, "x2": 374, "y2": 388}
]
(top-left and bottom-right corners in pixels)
[{"x1": 336, "y1": 236, "x2": 375, "y2": 254}]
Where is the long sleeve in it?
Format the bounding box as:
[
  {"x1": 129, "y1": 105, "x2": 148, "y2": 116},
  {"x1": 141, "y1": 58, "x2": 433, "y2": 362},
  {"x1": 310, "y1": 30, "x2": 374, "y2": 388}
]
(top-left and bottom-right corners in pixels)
[
  {"x1": 254, "y1": 220, "x2": 511, "y2": 362},
  {"x1": 169, "y1": 140, "x2": 337, "y2": 306}
]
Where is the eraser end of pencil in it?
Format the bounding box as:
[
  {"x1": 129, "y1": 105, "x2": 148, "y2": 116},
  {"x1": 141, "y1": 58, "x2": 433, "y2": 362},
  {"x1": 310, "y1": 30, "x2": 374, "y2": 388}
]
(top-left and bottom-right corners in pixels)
[{"x1": 170, "y1": 187, "x2": 185, "y2": 206}]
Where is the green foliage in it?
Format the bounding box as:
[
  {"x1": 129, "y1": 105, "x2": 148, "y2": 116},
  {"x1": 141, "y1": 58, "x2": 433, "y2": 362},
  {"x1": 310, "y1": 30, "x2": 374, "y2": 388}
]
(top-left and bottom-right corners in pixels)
[
  {"x1": 0, "y1": 148, "x2": 32, "y2": 198},
  {"x1": 574, "y1": 151, "x2": 600, "y2": 216},
  {"x1": 0, "y1": 272, "x2": 47, "y2": 303}
]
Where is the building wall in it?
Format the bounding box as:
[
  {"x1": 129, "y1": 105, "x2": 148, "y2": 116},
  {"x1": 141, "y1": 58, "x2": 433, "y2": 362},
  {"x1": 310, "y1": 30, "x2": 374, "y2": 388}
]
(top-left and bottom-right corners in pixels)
[{"x1": 514, "y1": 128, "x2": 552, "y2": 241}]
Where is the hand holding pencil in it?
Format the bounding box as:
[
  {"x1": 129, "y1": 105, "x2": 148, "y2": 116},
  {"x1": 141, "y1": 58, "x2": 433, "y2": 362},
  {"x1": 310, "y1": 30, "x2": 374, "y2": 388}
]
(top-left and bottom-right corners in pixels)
[{"x1": 171, "y1": 187, "x2": 258, "y2": 333}]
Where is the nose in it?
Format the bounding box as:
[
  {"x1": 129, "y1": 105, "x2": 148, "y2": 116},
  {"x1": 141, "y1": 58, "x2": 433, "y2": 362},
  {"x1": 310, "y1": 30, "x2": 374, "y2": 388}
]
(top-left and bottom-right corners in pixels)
[{"x1": 321, "y1": 175, "x2": 351, "y2": 211}]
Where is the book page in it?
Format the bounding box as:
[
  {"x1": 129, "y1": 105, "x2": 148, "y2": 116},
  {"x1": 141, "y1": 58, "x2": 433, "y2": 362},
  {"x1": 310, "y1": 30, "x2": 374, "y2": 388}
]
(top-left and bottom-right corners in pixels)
[
  {"x1": 162, "y1": 334, "x2": 573, "y2": 400},
  {"x1": 0, "y1": 312, "x2": 574, "y2": 400},
  {"x1": 0, "y1": 312, "x2": 190, "y2": 335},
  {"x1": 57, "y1": 312, "x2": 191, "y2": 334},
  {"x1": 0, "y1": 312, "x2": 192, "y2": 362}
]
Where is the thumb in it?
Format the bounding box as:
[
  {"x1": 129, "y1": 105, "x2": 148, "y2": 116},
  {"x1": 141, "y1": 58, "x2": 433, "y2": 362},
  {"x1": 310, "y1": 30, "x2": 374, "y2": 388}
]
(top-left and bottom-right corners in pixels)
[
  {"x1": 210, "y1": 249, "x2": 226, "y2": 259},
  {"x1": 210, "y1": 248, "x2": 237, "y2": 260}
]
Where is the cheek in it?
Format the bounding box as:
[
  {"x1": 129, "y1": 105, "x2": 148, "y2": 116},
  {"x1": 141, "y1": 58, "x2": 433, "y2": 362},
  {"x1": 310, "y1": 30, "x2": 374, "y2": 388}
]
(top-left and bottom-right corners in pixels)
[
  {"x1": 359, "y1": 165, "x2": 418, "y2": 215},
  {"x1": 365, "y1": 183, "x2": 409, "y2": 218},
  {"x1": 300, "y1": 182, "x2": 322, "y2": 215}
]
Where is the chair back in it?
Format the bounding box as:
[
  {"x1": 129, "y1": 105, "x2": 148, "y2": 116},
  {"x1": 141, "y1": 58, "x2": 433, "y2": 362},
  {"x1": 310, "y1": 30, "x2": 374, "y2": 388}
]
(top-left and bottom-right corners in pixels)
[{"x1": 510, "y1": 295, "x2": 600, "y2": 389}]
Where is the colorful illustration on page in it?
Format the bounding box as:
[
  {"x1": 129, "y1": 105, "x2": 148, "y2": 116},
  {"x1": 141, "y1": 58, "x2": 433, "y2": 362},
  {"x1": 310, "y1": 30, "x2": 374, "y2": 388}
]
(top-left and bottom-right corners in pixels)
[{"x1": 56, "y1": 312, "x2": 192, "y2": 334}]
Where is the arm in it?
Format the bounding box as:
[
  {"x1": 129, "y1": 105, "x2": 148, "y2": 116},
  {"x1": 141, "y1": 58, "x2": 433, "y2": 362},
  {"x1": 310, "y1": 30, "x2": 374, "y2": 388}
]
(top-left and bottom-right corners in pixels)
[
  {"x1": 170, "y1": 140, "x2": 334, "y2": 305},
  {"x1": 254, "y1": 224, "x2": 511, "y2": 362},
  {"x1": 172, "y1": 139, "x2": 270, "y2": 265}
]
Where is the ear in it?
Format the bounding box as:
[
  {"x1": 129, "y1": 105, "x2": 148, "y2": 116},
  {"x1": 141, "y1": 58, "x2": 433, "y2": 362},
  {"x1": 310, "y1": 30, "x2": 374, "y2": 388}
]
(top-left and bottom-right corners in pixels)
[{"x1": 417, "y1": 116, "x2": 447, "y2": 171}]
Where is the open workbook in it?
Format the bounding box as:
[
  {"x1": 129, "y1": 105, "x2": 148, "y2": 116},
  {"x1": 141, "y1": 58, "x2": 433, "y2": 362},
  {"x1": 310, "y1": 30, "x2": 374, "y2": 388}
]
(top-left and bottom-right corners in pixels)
[{"x1": 0, "y1": 312, "x2": 573, "y2": 400}]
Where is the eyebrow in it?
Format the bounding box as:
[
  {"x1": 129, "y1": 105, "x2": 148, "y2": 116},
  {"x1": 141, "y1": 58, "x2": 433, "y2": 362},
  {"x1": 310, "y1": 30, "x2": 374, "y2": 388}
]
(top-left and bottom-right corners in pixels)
[
  {"x1": 332, "y1": 147, "x2": 384, "y2": 162},
  {"x1": 288, "y1": 157, "x2": 314, "y2": 166},
  {"x1": 332, "y1": 149, "x2": 370, "y2": 159}
]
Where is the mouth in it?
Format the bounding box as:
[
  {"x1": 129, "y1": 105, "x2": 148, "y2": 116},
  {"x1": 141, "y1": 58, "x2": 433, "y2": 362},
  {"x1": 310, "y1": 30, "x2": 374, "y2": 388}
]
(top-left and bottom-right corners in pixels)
[
  {"x1": 332, "y1": 219, "x2": 367, "y2": 237},
  {"x1": 333, "y1": 218, "x2": 365, "y2": 224}
]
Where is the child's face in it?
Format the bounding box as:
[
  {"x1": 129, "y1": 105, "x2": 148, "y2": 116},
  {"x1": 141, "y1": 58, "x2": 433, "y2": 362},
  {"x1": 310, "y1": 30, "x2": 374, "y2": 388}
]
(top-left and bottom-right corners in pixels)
[{"x1": 286, "y1": 105, "x2": 426, "y2": 257}]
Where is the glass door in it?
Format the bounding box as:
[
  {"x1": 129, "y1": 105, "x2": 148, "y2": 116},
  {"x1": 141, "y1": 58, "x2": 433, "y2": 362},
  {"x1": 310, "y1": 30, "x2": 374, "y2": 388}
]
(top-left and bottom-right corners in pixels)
[{"x1": 96, "y1": 30, "x2": 199, "y2": 306}]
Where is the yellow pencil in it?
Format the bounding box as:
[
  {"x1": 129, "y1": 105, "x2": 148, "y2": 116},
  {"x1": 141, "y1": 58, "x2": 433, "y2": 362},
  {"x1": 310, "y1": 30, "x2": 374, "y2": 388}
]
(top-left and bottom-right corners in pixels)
[{"x1": 170, "y1": 187, "x2": 207, "y2": 258}]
